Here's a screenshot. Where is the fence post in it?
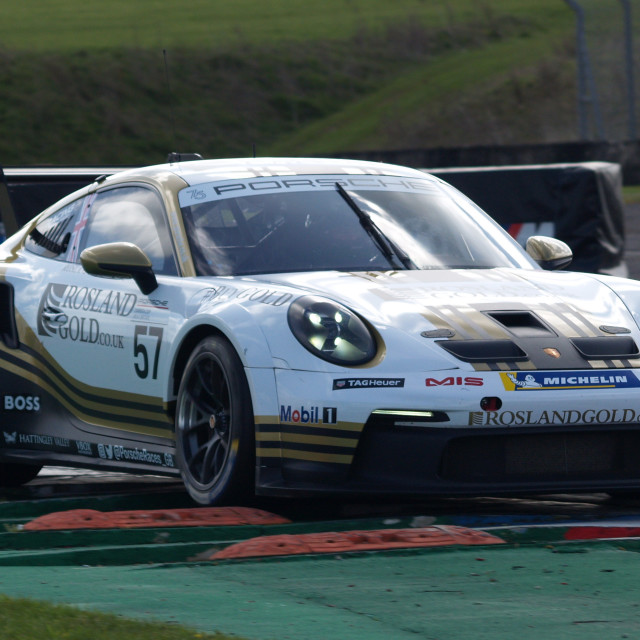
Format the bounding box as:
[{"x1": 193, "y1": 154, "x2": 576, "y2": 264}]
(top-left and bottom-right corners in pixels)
[
  {"x1": 620, "y1": 0, "x2": 637, "y2": 140},
  {"x1": 564, "y1": 0, "x2": 606, "y2": 140}
]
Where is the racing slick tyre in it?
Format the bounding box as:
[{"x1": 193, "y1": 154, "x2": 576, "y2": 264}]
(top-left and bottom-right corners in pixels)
[
  {"x1": 175, "y1": 336, "x2": 255, "y2": 505},
  {"x1": 0, "y1": 462, "x2": 43, "y2": 487}
]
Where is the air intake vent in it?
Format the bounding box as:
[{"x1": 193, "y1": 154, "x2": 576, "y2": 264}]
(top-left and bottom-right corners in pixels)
[
  {"x1": 571, "y1": 336, "x2": 639, "y2": 359},
  {"x1": 485, "y1": 311, "x2": 555, "y2": 338},
  {"x1": 436, "y1": 339, "x2": 527, "y2": 362}
]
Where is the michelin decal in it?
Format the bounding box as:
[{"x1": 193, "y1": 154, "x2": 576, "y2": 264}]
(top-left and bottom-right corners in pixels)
[{"x1": 501, "y1": 370, "x2": 640, "y2": 391}]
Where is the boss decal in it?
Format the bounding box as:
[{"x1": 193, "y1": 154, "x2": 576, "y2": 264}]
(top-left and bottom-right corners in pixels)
[
  {"x1": 501, "y1": 370, "x2": 640, "y2": 391},
  {"x1": 280, "y1": 405, "x2": 338, "y2": 424},
  {"x1": 333, "y1": 378, "x2": 405, "y2": 390},
  {"x1": 426, "y1": 376, "x2": 483, "y2": 387},
  {"x1": 4, "y1": 395, "x2": 40, "y2": 411},
  {"x1": 469, "y1": 408, "x2": 640, "y2": 427}
]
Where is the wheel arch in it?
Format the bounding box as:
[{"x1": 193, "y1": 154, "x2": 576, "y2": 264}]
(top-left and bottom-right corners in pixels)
[
  {"x1": 169, "y1": 316, "x2": 273, "y2": 398},
  {"x1": 167, "y1": 303, "x2": 280, "y2": 424},
  {"x1": 170, "y1": 324, "x2": 226, "y2": 400}
]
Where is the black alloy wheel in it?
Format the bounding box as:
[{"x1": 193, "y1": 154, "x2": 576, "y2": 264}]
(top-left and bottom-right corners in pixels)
[{"x1": 175, "y1": 336, "x2": 254, "y2": 505}]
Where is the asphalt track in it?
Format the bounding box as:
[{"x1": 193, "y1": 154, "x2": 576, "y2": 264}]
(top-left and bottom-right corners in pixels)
[{"x1": 3, "y1": 469, "x2": 640, "y2": 639}]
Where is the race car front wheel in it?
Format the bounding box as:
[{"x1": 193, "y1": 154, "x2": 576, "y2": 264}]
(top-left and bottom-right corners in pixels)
[
  {"x1": 0, "y1": 462, "x2": 42, "y2": 487},
  {"x1": 175, "y1": 336, "x2": 255, "y2": 505}
]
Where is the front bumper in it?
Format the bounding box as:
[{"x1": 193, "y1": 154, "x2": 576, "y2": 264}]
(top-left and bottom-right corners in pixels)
[{"x1": 254, "y1": 368, "x2": 640, "y2": 496}]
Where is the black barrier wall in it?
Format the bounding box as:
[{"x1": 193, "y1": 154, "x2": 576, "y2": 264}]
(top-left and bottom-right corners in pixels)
[
  {"x1": 340, "y1": 140, "x2": 640, "y2": 186},
  {"x1": 429, "y1": 162, "x2": 625, "y2": 275}
]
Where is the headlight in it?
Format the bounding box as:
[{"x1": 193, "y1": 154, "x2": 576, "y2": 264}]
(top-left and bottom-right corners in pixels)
[{"x1": 288, "y1": 296, "x2": 377, "y2": 366}]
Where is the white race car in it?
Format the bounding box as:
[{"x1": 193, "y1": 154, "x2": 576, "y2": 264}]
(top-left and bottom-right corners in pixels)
[{"x1": 1, "y1": 157, "x2": 639, "y2": 504}]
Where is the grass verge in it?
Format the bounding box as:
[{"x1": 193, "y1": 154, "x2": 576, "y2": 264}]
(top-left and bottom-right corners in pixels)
[
  {"x1": 0, "y1": 595, "x2": 241, "y2": 640},
  {"x1": 623, "y1": 186, "x2": 640, "y2": 204}
]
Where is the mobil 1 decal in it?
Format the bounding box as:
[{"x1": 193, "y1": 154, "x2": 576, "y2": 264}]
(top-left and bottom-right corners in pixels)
[{"x1": 280, "y1": 405, "x2": 338, "y2": 424}]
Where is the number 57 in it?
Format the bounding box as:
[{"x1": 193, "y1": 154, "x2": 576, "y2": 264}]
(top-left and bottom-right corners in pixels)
[{"x1": 134, "y1": 325, "x2": 164, "y2": 379}]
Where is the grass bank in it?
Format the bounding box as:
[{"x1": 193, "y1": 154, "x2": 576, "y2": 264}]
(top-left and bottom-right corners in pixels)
[{"x1": 0, "y1": 1, "x2": 578, "y2": 165}]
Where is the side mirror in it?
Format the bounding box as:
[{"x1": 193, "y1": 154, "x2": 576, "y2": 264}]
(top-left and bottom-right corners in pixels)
[
  {"x1": 525, "y1": 236, "x2": 573, "y2": 271},
  {"x1": 80, "y1": 242, "x2": 158, "y2": 294}
]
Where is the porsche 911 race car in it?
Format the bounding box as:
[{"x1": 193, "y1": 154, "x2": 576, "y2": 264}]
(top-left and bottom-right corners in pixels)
[{"x1": 1, "y1": 156, "x2": 640, "y2": 505}]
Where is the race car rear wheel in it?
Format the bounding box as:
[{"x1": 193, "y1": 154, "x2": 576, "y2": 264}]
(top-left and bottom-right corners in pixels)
[
  {"x1": 175, "y1": 336, "x2": 254, "y2": 505},
  {"x1": 0, "y1": 462, "x2": 42, "y2": 487}
]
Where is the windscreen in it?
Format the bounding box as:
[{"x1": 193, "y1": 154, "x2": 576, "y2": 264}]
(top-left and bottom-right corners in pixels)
[{"x1": 178, "y1": 174, "x2": 535, "y2": 276}]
